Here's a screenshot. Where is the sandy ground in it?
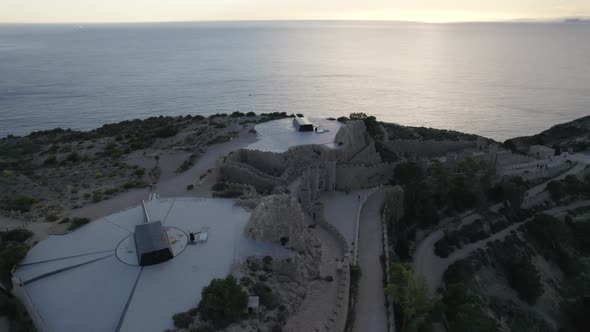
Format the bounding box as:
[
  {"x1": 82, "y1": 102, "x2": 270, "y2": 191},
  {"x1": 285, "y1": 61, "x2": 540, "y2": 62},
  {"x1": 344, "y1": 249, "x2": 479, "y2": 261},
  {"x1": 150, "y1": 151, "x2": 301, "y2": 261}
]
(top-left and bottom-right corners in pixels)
[
  {"x1": 284, "y1": 226, "x2": 343, "y2": 332},
  {"x1": 0, "y1": 215, "x2": 26, "y2": 230},
  {"x1": 10, "y1": 132, "x2": 257, "y2": 242},
  {"x1": 352, "y1": 189, "x2": 388, "y2": 332}
]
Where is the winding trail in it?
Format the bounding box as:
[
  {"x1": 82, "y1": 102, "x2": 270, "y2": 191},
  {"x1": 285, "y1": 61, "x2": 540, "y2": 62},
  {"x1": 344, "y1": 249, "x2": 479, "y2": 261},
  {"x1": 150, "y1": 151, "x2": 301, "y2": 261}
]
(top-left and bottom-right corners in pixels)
[
  {"x1": 352, "y1": 189, "x2": 388, "y2": 332},
  {"x1": 413, "y1": 156, "x2": 589, "y2": 294}
]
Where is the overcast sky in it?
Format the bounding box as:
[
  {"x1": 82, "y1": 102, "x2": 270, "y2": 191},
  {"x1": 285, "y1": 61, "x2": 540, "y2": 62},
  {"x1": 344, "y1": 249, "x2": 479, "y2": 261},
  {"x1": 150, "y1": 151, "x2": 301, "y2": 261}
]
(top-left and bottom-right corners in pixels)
[{"x1": 1, "y1": 0, "x2": 589, "y2": 23}]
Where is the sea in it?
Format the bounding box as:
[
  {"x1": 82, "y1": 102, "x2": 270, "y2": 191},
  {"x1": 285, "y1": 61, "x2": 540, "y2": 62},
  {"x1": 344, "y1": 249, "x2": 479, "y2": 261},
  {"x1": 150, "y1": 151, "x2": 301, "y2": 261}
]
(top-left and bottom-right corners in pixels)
[{"x1": 1, "y1": 21, "x2": 589, "y2": 141}]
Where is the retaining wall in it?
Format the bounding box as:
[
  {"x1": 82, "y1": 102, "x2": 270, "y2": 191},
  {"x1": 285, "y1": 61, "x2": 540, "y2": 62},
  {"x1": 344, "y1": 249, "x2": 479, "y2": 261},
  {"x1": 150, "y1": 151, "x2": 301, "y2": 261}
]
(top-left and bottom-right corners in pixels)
[
  {"x1": 336, "y1": 163, "x2": 394, "y2": 190},
  {"x1": 386, "y1": 140, "x2": 475, "y2": 158}
]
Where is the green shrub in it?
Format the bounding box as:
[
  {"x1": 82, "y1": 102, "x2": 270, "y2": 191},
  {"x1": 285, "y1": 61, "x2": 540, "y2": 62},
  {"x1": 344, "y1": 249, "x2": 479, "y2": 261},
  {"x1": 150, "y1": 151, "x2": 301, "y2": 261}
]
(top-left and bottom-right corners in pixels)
[
  {"x1": 92, "y1": 191, "x2": 103, "y2": 202},
  {"x1": 212, "y1": 182, "x2": 227, "y2": 191},
  {"x1": 154, "y1": 125, "x2": 179, "y2": 138},
  {"x1": 212, "y1": 190, "x2": 242, "y2": 198},
  {"x1": 246, "y1": 112, "x2": 256, "y2": 117},
  {"x1": 0, "y1": 197, "x2": 37, "y2": 213},
  {"x1": 122, "y1": 180, "x2": 147, "y2": 190},
  {"x1": 172, "y1": 311, "x2": 193, "y2": 329},
  {"x1": 252, "y1": 282, "x2": 279, "y2": 310},
  {"x1": 198, "y1": 276, "x2": 247, "y2": 328},
  {"x1": 1, "y1": 229, "x2": 33, "y2": 243},
  {"x1": 65, "y1": 152, "x2": 81, "y2": 163},
  {"x1": 45, "y1": 214, "x2": 59, "y2": 222},
  {"x1": 442, "y1": 284, "x2": 499, "y2": 332},
  {"x1": 43, "y1": 155, "x2": 57, "y2": 165},
  {"x1": 133, "y1": 168, "x2": 145, "y2": 177},
  {"x1": 0, "y1": 245, "x2": 29, "y2": 285},
  {"x1": 505, "y1": 259, "x2": 544, "y2": 305},
  {"x1": 68, "y1": 217, "x2": 91, "y2": 231},
  {"x1": 547, "y1": 181, "x2": 564, "y2": 202}
]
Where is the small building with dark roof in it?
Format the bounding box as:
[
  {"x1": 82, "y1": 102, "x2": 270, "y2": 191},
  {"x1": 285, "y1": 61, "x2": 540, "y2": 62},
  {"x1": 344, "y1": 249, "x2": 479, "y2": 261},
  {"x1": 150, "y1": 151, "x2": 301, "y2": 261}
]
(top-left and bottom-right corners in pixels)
[
  {"x1": 293, "y1": 114, "x2": 314, "y2": 132},
  {"x1": 134, "y1": 221, "x2": 173, "y2": 266}
]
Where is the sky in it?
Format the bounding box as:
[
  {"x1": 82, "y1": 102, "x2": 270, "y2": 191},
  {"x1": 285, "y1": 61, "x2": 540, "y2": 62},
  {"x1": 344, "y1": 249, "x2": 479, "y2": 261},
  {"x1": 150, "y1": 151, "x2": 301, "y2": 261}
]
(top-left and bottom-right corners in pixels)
[{"x1": 1, "y1": 0, "x2": 589, "y2": 24}]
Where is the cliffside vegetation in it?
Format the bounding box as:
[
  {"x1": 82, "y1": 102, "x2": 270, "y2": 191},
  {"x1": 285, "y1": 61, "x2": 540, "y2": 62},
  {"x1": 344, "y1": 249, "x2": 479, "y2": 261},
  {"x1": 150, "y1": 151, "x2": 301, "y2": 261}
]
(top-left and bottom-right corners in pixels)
[
  {"x1": 387, "y1": 159, "x2": 495, "y2": 260},
  {"x1": 505, "y1": 115, "x2": 590, "y2": 153}
]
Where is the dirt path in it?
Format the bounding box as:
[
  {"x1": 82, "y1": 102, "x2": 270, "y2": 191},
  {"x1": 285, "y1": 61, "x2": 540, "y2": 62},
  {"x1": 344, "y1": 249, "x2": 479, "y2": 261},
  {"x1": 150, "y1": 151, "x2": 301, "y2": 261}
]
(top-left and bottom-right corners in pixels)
[
  {"x1": 412, "y1": 213, "x2": 481, "y2": 295},
  {"x1": 352, "y1": 189, "x2": 388, "y2": 332}
]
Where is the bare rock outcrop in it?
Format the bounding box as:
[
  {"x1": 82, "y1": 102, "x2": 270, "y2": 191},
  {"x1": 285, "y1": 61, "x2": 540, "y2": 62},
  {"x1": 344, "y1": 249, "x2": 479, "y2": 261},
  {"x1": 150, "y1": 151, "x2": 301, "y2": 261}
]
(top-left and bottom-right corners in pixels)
[
  {"x1": 334, "y1": 120, "x2": 381, "y2": 164},
  {"x1": 246, "y1": 194, "x2": 313, "y2": 254}
]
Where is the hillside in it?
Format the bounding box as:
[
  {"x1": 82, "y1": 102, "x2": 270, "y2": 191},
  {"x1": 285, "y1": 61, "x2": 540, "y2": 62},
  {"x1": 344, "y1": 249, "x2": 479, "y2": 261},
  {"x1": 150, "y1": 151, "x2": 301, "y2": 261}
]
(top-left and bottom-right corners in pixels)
[{"x1": 505, "y1": 116, "x2": 590, "y2": 153}]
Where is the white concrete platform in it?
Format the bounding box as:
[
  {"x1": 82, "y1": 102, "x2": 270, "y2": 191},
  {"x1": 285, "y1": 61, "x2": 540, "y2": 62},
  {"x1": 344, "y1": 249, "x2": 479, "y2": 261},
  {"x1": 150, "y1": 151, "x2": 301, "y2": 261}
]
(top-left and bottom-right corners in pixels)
[
  {"x1": 246, "y1": 117, "x2": 342, "y2": 153},
  {"x1": 13, "y1": 197, "x2": 292, "y2": 332}
]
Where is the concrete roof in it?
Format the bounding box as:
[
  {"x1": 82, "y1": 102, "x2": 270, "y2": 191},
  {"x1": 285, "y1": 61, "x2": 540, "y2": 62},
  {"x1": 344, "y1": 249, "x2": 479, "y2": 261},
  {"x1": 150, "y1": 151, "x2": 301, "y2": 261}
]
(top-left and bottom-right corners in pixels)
[
  {"x1": 13, "y1": 197, "x2": 293, "y2": 332},
  {"x1": 246, "y1": 117, "x2": 342, "y2": 153}
]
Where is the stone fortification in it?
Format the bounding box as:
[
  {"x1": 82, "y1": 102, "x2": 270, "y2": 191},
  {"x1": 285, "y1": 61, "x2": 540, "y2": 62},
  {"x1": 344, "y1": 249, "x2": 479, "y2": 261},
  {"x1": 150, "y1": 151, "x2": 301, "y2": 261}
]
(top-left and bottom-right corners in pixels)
[
  {"x1": 335, "y1": 163, "x2": 394, "y2": 190},
  {"x1": 227, "y1": 149, "x2": 288, "y2": 177},
  {"x1": 334, "y1": 120, "x2": 382, "y2": 164},
  {"x1": 218, "y1": 120, "x2": 391, "y2": 196},
  {"x1": 246, "y1": 194, "x2": 318, "y2": 255},
  {"x1": 218, "y1": 161, "x2": 286, "y2": 193},
  {"x1": 386, "y1": 139, "x2": 475, "y2": 158}
]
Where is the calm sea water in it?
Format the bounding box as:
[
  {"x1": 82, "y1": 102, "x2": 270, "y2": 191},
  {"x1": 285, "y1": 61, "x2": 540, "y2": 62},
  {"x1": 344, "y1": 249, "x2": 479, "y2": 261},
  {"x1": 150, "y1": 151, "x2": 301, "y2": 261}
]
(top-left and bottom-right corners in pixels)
[{"x1": 1, "y1": 21, "x2": 589, "y2": 141}]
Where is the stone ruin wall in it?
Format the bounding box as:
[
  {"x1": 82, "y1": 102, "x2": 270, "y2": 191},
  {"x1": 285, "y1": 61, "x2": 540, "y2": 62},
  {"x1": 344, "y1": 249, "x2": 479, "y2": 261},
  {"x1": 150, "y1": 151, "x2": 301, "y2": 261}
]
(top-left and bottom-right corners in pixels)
[
  {"x1": 234, "y1": 121, "x2": 392, "y2": 332},
  {"x1": 218, "y1": 161, "x2": 285, "y2": 193},
  {"x1": 335, "y1": 163, "x2": 395, "y2": 190},
  {"x1": 227, "y1": 149, "x2": 288, "y2": 177},
  {"x1": 348, "y1": 139, "x2": 382, "y2": 165},
  {"x1": 218, "y1": 120, "x2": 395, "y2": 197},
  {"x1": 386, "y1": 139, "x2": 476, "y2": 158}
]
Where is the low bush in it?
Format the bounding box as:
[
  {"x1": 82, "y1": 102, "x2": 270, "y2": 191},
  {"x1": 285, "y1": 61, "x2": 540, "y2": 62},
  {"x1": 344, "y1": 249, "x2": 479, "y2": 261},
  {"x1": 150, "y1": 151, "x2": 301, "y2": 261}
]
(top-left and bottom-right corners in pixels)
[
  {"x1": 0, "y1": 229, "x2": 33, "y2": 243},
  {"x1": 0, "y1": 197, "x2": 37, "y2": 213},
  {"x1": 68, "y1": 217, "x2": 90, "y2": 231},
  {"x1": 505, "y1": 259, "x2": 544, "y2": 305},
  {"x1": 198, "y1": 276, "x2": 248, "y2": 328},
  {"x1": 133, "y1": 168, "x2": 145, "y2": 177},
  {"x1": 172, "y1": 311, "x2": 193, "y2": 329},
  {"x1": 252, "y1": 282, "x2": 279, "y2": 310},
  {"x1": 0, "y1": 245, "x2": 29, "y2": 286},
  {"x1": 154, "y1": 124, "x2": 179, "y2": 138}
]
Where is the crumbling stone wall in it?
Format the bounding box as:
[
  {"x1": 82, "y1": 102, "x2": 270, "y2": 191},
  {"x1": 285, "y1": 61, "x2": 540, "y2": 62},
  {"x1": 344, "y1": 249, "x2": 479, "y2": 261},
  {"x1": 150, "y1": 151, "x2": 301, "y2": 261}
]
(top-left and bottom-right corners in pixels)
[
  {"x1": 335, "y1": 163, "x2": 394, "y2": 190},
  {"x1": 386, "y1": 139, "x2": 475, "y2": 158},
  {"x1": 246, "y1": 194, "x2": 317, "y2": 255},
  {"x1": 334, "y1": 121, "x2": 379, "y2": 163},
  {"x1": 218, "y1": 161, "x2": 285, "y2": 193},
  {"x1": 218, "y1": 119, "x2": 392, "y2": 200},
  {"x1": 348, "y1": 140, "x2": 382, "y2": 165},
  {"x1": 228, "y1": 149, "x2": 288, "y2": 177}
]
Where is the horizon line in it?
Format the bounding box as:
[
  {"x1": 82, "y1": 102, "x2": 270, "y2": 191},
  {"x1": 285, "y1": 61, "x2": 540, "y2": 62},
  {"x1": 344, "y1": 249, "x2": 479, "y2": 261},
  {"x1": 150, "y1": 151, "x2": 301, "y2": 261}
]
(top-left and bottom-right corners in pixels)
[{"x1": 1, "y1": 17, "x2": 588, "y2": 26}]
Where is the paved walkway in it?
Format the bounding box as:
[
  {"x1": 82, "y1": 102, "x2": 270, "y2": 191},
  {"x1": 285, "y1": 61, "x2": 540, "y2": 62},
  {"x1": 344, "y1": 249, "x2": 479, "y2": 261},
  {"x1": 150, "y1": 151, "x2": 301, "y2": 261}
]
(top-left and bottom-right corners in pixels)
[{"x1": 352, "y1": 189, "x2": 388, "y2": 332}]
